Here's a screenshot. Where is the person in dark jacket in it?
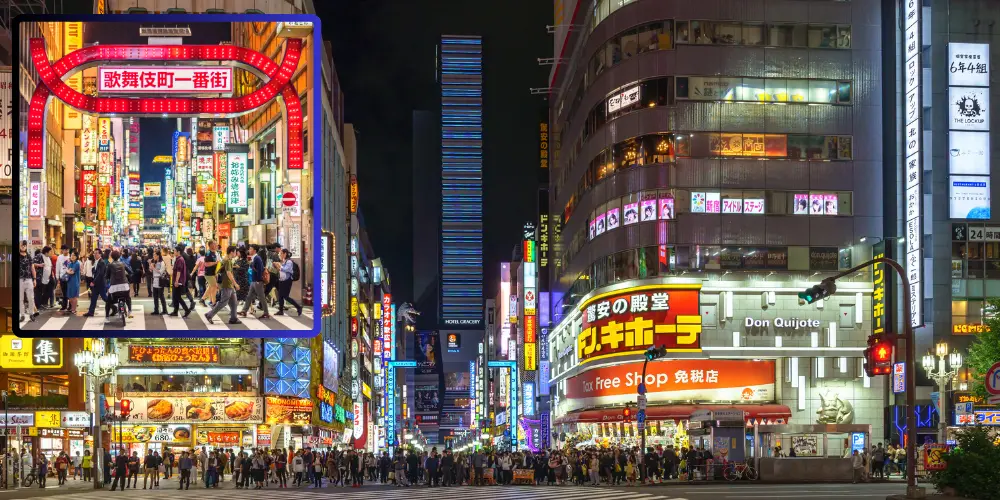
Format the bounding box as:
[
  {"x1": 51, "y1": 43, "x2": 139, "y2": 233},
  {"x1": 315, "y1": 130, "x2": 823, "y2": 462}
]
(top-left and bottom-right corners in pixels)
[
  {"x1": 110, "y1": 449, "x2": 129, "y2": 491},
  {"x1": 238, "y1": 245, "x2": 270, "y2": 318},
  {"x1": 426, "y1": 448, "x2": 440, "y2": 487},
  {"x1": 169, "y1": 244, "x2": 193, "y2": 317},
  {"x1": 84, "y1": 249, "x2": 108, "y2": 317},
  {"x1": 178, "y1": 451, "x2": 193, "y2": 490},
  {"x1": 440, "y1": 450, "x2": 454, "y2": 487},
  {"x1": 406, "y1": 450, "x2": 420, "y2": 486},
  {"x1": 106, "y1": 250, "x2": 133, "y2": 321},
  {"x1": 182, "y1": 247, "x2": 197, "y2": 307}
]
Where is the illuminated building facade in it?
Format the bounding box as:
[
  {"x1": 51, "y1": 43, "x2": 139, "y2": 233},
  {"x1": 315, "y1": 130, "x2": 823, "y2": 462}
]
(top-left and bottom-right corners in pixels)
[
  {"x1": 439, "y1": 35, "x2": 484, "y2": 327},
  {"x1": 543, "y1": 0, "x2": 889, "y2": 453}
]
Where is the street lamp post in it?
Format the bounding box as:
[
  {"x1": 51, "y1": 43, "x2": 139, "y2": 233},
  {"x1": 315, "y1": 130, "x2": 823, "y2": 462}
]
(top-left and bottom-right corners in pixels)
[
  {"x1": 73, "y1": 340, "x2": 119, "y2": 490},
  {"x1": 801, "y1": 257, "x2": 921, "y2": 497},
  {"x1": 921, "y1": 342, "x2": 963, "y2": 443}
]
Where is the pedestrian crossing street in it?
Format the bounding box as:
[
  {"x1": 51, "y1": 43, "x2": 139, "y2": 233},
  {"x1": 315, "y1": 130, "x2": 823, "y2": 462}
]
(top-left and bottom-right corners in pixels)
[
  {"x1": 1, "y1": 485, "x2": 689, "y2": 500},
  {"x1": 18, "y1": 297, "x2": 314, "y2": 332}
]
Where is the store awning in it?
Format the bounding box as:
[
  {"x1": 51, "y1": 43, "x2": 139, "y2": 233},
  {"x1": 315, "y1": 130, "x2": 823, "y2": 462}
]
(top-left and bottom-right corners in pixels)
[{"x1": 553, "y1": 404, "x2": 792, "y2": 425}]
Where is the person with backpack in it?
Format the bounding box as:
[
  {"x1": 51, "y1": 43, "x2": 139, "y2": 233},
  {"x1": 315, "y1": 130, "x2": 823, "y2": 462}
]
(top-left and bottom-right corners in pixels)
[
  {"x1": 238, "y1": 245, "x2": 271, "y2": 319},
  {"x1": 277, "y1": 248, "x2": 303, "y2": 316},
  {"x1": 204, "y1": 245, "x2": 241, "y2": 325}
]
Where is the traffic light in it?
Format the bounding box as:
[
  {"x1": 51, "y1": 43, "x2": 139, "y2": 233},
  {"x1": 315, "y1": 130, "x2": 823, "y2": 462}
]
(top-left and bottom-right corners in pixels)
[
  {"x1": 645, "y1": 345, "x2": 668, "y2": 361},
  {"x1": 120, "y1": 399, "x2": 132, "y2": 417},
  {"x1": 863, "y1": 339, "x2": 894, "y2": 376},
  {"x1": 798, "y1": 279, "x2": 838, "y2": 304},
  {"x1": 622, "y1": 405, "x2": 633, "y2": 422}
]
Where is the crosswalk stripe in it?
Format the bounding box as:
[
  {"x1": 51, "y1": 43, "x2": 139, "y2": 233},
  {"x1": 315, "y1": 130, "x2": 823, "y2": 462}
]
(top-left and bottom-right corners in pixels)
[
  {"x1": 83, "y1": 313, "x2": 108, "y2": 330},
  {"x1": 161, "y1": 309, "x2": 190, "y2": 330},
  {"x1": 36, "y1": 315, "x2": 70, "y2": 331},
  {"x1": 238, "y1": 312, "x2": 269, "y2": 330},
  {"x1": 270, "y1": 312, "x2": 309, "y2": 330}
]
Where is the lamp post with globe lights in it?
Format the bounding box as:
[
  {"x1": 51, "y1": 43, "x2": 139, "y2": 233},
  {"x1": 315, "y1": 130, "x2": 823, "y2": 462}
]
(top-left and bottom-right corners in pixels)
[
  {"x1": 921, "y1": 341, "x2": 963, "y2": 443},
  {"x1": 73, "y1": 340, "x2": 119, "y2": 489}
]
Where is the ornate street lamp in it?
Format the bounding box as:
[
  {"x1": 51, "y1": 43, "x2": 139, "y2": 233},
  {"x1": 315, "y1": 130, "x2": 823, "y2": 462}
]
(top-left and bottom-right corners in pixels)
[
  {"x1": 73, "y1": 339, "x2": 119, "y2": 489},
  {"x1": 921, "y1": 341, "x2": 963, "y2": 443}
]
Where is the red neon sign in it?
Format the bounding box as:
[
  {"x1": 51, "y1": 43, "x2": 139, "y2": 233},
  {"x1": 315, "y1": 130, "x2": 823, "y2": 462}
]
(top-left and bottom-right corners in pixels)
[{"x1": 27, "y1": 38, "x2": 305, "y2": 170}]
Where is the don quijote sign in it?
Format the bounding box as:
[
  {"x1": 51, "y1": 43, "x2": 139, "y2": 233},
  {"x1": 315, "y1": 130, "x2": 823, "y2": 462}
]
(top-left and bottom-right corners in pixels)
[{"x1": 743, "y1": 317, "x2": 821, "y2": 336}]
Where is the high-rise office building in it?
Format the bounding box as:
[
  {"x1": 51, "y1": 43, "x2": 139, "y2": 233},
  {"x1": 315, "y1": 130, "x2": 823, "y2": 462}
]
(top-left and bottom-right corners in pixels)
[{"x1": 439, "y1": 35, "x2": 484, "y2": 327}]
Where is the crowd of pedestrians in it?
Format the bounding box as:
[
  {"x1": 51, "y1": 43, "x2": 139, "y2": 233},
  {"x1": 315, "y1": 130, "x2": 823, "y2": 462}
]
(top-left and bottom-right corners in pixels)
[{"x1": 17, "y1": 239, "x2": 304, "y2": 325}]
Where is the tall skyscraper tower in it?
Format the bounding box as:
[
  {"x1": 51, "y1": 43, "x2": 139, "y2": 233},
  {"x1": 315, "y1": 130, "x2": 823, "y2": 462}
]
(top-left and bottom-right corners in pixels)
[{"x1": 439, "y1": 35, "x2": 484, "y2": 327}]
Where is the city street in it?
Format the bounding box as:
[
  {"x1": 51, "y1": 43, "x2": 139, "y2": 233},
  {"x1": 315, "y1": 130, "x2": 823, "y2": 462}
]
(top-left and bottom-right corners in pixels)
[
  {"x1": 0, "y1": 482, "x2": 912, "y2": 500},
  {"x1": 17, "y1": 297, "x2": 313, "y2": 332}
]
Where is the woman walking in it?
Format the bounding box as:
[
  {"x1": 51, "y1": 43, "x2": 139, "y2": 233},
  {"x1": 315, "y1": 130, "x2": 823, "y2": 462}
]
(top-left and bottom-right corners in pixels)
[
  {"x1": 81, "y1": 253, "x2": 94, "y2": 297},
  {"x1": 64, "y1": 251, "x2": 81, "y2": 315},
  {"x1": 150, "y1": 252, "x2": 167, "y2": 315}
]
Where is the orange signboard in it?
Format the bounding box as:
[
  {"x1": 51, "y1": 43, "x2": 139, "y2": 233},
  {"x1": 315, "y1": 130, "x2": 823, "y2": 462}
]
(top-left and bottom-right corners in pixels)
[
  {"x1": 577, "y1": 285, "x2": 702, "y2": 363},
  {"x1": 953, "y1": 323, "x2": 990, "y2": 334},
  {"x1": 566, "y1": 359, "x2": 775, "y2": 402},
  {"x1": 128, "y1": 345, "x2": 220, "y2": 364}
]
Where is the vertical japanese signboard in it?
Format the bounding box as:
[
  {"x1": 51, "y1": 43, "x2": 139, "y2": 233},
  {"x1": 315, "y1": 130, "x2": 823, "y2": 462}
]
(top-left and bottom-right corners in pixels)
[
  {"x1": 98, "y1": 118, "x2": 111, "y2": 152},
  {"x1": 81, "y1": 115, "x2": 98, "y2": 165},
  {"x1": 62, "y1": 22, "x2": 84, "y2": 130},
  {"x1": 902, "y1": 0, "x2": 923, "y2": 328},
  {"x1": 0, "y1": 69, "x2": 10, "y2": 181},
  {"x1": 225, "y1": 144, "x2": 248, "y2": 214},
  {"x1": 948, "y1": 42, "x2": 991, "y2": 221},
  {"x1": 872, "y1": 241, "x2": 892, "y2": 337}
]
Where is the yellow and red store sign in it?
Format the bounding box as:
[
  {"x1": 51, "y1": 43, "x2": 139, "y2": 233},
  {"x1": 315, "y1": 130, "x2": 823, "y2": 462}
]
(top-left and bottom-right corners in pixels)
[
  {"x1": 565, "y1": 359, "x2": 775, "y2": 408},
  {"x1": 577, "y1": 284, "x2": 702, "y2": 363}
]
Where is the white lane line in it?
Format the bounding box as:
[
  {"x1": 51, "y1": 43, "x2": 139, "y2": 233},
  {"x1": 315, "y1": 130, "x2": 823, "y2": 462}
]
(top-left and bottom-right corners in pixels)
[
  {"x1": 161, "y1": 309, "x2": 190, "y2": 330},
  {"x1": 270, "y1": 312, "x2": 310, "y2": 331},
  {"x1": 34, "y1": 315, "x2": 70, "y2": 331}
]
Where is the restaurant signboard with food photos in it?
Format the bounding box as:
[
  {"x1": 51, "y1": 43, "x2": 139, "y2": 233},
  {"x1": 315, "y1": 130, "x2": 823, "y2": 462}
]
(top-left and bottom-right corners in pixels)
[
  {"x1": 127, "y1": 345, "x2": 221, "y2": 364},
  {"x1": 111, "y1": 424, "x2": 193, "y2": 445},
  {"x1": 123, "y1": 395, "x2": 264, "y2": 424},
  {"x1": 577, "y1": 284, "x2": 702, "y2": 364},
  {"x1": 265, "y1": 396, "x2": 313, "y2": 425}
]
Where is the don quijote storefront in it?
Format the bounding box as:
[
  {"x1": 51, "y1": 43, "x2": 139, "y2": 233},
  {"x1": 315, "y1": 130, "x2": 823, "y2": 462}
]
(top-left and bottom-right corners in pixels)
[{"x1": 549, "y1": 278, "x2": 881, "y2": 461}]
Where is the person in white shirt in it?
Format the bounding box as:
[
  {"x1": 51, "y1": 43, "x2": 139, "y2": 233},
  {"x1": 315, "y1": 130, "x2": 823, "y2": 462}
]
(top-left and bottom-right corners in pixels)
[
  {"x1": 81, "y1": 255, "x2": 94, "y2": 297},
  {"x1": 56, "y1": 246, "x2": 70, "y2": 311}
]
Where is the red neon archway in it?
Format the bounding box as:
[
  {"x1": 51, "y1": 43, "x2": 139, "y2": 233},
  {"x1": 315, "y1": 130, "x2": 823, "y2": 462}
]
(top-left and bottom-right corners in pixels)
[{"x1": 27, "y1": 38, "x2": 304, "y2": 169}]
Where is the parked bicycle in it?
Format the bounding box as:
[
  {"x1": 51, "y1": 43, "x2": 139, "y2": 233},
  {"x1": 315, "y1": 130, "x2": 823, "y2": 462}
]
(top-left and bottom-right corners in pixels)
[{"x1": 724, "y1": 461, "x2": 758, "y2": 481}]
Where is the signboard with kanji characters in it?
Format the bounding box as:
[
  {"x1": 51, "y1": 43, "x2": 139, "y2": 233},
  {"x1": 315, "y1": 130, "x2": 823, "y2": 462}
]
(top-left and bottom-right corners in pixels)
[
  {"x1": 99, "y1": 67, "x2": 233, "y2": 93},
  {"x1": 577, "y1": 285, "x2": 702, "y2": 363},
  {"x1": 1, "y1": 336, "x2": 63, "y2": 369},
  {"x1": 128, "y1": 345, "x2": 220, "y2": 364},
  {"x1": 872, "y1": 240, "x2": 891, "y2": 337},
  {"x1": 225, "y1": 144, "x2": 248, "y2": 214},
  {"x1": 565, "y1": 359, "x2": 774, "y2": 411}
]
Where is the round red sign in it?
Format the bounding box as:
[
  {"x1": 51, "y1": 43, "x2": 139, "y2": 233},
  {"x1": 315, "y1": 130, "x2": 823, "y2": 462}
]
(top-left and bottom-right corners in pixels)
[{"x1": 281, "y1": 191, "x2": 297, "y2": 207}]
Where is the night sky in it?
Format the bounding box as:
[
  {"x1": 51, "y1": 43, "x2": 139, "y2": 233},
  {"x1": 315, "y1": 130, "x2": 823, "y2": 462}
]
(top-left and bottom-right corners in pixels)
[
  {"x1": 64, "y1": 6, "x2": 553, "y2": 305},
  {"x1": 320, "y1": 0, "x2": 552, "y2": 304}
]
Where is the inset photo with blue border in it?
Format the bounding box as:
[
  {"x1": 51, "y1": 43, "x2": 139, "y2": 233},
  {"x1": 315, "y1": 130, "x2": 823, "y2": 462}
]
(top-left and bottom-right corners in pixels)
[{"x1": 14, "y1": 14, "x2": 324, "y2": 338}]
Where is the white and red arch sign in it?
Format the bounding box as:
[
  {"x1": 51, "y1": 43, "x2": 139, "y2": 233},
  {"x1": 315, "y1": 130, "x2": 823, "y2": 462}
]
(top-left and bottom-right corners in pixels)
[{"x1": 27, "y1": 38, "x2": 304, "y2": 171}]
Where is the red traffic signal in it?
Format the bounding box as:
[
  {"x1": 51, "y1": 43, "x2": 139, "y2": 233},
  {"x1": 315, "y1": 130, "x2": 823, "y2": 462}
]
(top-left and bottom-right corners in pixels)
[
  {"x1": 622, "y1": 405, "x2": 633, "y2": 422},
  {"x1": 120, "y1": 399, "x2": 132, "y2": 417},
  {"x1": 864, "y1": 338, "x2": 894, "y2": 377}
]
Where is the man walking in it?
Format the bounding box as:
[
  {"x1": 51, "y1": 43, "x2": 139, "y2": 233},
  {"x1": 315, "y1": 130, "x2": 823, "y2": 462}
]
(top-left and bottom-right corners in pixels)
[
  {"x1": 84, "y1": 249, "x2": 108, "y2": 318},
  {"x1": 169, "y1": 244, "x2": 193, "y2": 318},
  {"x1": 19, "y1": 241, "x2": 39, "y2": 322},
  {"x1": 238, "y1": 245, "x2": 270, "y2": 319},
  {"x1": 276, "y1": 248, "x2": 303, "y2": 316},
  {"x1": 204, "y1": 245, "x2": 241, "y2": 325},
  {"x1": 202, "y1": 241, "x2": 219, "y2": 306},
  {"x1": 110, "y1": 449, "x2": 128, "y2": 491}
]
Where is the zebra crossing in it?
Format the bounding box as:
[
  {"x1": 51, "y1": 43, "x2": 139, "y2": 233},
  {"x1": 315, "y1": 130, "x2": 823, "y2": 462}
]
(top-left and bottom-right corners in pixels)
[
  {"x1": 17, "y1": 298, "x2": 314, "y2": 332},
  {"x1": 0, "y1": 485, "x2": 689, "y2": 500}
]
